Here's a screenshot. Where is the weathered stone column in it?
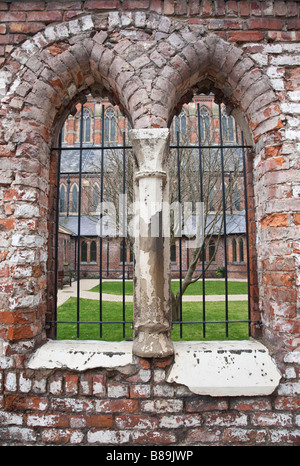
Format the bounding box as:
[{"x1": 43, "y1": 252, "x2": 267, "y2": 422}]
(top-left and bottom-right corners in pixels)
[{"x1": 130, "y1": 129, "x2": 173, "y2": 358}]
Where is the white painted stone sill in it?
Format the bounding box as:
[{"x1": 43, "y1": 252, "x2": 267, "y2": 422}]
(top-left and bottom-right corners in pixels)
[{"x1": 27, "y1": 339, "x2": 281, "y2": 397}]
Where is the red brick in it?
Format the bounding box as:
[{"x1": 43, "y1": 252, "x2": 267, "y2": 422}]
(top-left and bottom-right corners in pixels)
[
  {"x1": 65, "y1": 374, "x2": 79, "y2": 395},
  {"x1": 96, "y1": 399, "x2": 139, "y2": 413},
  {"x1": 8, "y1": 23, "x2": 44, "y2": 34},
  {"x1": 10, "y1": 2, "x2": 45, "y2": 10},
  {"x1": 27, "y1": 11, "x2": 63, "y2": 22},
  {"x1": 287, "y1": 19, "x2": 300, "y2": 30},
  {"x1": 260, "y1": 214, "x2": 288, "y2": 229},
  {"x1": 163, "y1": 0, "x2": 174, "y2": 15},
  {"x1": 247, "y1": 18, "x2": 284, "y2": 29},
  {"x1": 85, "y1": 0, "x2": 119, "y2": 8},
  {"x1": 0, "y1": 12, "x2": 26, "y2": 21},
  {"x1": 239, "y1": 0, "x2": 250, "y2": 16},
  {"x1": 228, "y1": 30, "x2": 265, "y2": 42}
]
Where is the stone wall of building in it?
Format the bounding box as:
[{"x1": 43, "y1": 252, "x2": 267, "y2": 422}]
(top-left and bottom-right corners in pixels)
[{"x1": 0, "y1": 1, "x2": 299, "y2": 446}]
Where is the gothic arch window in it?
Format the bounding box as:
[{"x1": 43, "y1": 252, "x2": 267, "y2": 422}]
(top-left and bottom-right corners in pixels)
[
  {"x1": 92, "y1": 183, "x2": 100, "y2": 212},
  {"x1": 90, "y1": 241, "x2": 97, "y2": 262},
  {"x1": 232, "y1": 238, "x2": 237, "y2": 262},
  {"x1": 71, "y1": 184, "x2": 78, "y2": 213},
  {"x1": 239, "y1": 238, "x2": 244, "y2": 263},
  {"x1": 104, "y1": 106, "x2": 117, "y2": 143},
  {"x1": 208, "y1": 240, "x2": 216, "y2": 262},
  {"x1": 81, "y1": 241, "x2": 87, "y2": 262},
  {"x1": 173, "y1": 109, "x2": 187, "y2": 142},
  {"x1": 82, "y1": 107, "x2": 93, "y2": 143},
  {"x1": 60, "y1": 185, "x2": 66, "y2": 213},
  {"x1": 199, "y1": 106, "x2": 211, "y2": 143},
  {"x1": 221, "y1": 111, "x2": 235, "y2": 142}
]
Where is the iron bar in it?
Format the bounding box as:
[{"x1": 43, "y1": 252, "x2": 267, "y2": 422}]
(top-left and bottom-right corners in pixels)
[
  {"x1": 197, "y1": 103, "x2": 206, "y2": 338},
  {"x1": 218, "y1": 104, "x2": 229, "y2": 337},
  {"x1": 53, "y1": 132, "x2": 62, "y2": 340},
  {"x1": 122, "y1": 131, "x2": 126, "y2": 339},
  {"x1": 76, "y1": 104, "x2": 84, "y2": 338},
  {"x1": 99, "y1": 105, "x2": 105, "y2": 338},
  {"x1": 241, "y1": 132, "x2": 252, "y2": 336},
  {"x1": 176, "y1": 131, "x2": 183, "y2": 338}
]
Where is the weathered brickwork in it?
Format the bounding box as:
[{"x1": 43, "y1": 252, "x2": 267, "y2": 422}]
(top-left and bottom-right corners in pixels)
[{"x1": 0, "y1": 1, "x2": 299, "y2": 446}]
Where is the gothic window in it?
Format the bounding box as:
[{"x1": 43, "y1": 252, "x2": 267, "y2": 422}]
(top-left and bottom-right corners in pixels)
[
  {"x1": 93, "y1": 184, "x2": 100, "y2": 212},
  {"x1": 60, "y1": 185, "x2": 65, "y2": 212},
  {"x1": 199, "y1": 106, "x2": 210, "y2": 142},
  {"x1": 175, "y1": 110, "x2": 187, "y2": 137},
  {"x1": 82, "y1": 107, "x2": 92, "y2": 143},
  {"x1": 222, "y1": 112, "x2": 234, "y2": 142},
  {"x1": 232, "y1": 238, "x2": 237, "y2": 262},
  {"x1": 239, "y1": 238, "x2": 244, "y2": 263},
  {"x1": 90, "y1": 241, "x2": 97, "y2": 262},
  {"x1": 104, "y1": 107, "x2": 117, "y2": 143},
  {"x1": 208, "y1": 241, "x2": 216, "y2": 262},
  {"x1": 171, "y1": 243, "x2": 177, "y2": 262},
  {"x1": 81, "y1": 241, "x2": 87, "y2": 262},
  {"x1": 71, "y1": 185, "x2": 78, "y2": 213}
]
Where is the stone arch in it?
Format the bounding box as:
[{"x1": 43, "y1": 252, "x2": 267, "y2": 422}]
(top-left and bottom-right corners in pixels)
[{"x1": 0, "y1": 13, "x2": 288, "y2": 351}]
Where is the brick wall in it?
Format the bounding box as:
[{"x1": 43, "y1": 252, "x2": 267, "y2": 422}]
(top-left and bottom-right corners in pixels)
[{"x1": 0, "y1": 0, "x2": 299, "y2": 446}]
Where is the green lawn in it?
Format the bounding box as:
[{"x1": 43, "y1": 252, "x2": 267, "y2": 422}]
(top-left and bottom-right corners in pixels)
[
  {"x1": 89, "y1": 280, "x2": 248, "y2": 296},
  {"x1": 57, "y1": 297, "x2": 249, "y2": 341}
]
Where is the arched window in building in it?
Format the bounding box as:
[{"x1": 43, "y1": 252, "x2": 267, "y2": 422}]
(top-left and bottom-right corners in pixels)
[
  {"x1": 208, "y1": 241, "x2": 216, "y2": 262},
  {"x1": 60, "y1": 185, "x2": 65, "y2": 213},
  {"x1": 81, "y1": 241, "x2": 87, "y2": 262},
  {"x1": 239, "y1": 238, "x2": 244, "y2": 263},
  {"x1": 82, "y1": 107, "x2": 92, "y2": 143},
  {"x1": 104, "y1": 107, "x2": 117, "y2": 143},
  {"x1": 234, "y1": 185, "x2": 240, "y2": 211},
  {"x1": 222, "y1": 111, "x2": 234, "y2": 142},
  {"x1": 93, "y1": 184, "x2": 100, "y2": 212},
  {"x1": 71, "y1": 185, "x2": 78, "y2": 213},
  {"x1": 174, "y1": 109, "x2": 187, "y2": 141},
  {"x1": 171, "y1": 243, "x2": 177, "y2": 263},
  {"x1": 232, "y1": 238, "x2": 237, "y2": 262},
  {"x1": 90, "y1": 241, "x2": 97, "y2": 262},
  {"x1": 199, "y1": 106, "x2": 211, "y2": 142}
]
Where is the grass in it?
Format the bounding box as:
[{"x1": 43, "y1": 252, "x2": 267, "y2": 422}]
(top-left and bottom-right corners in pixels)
[
  {"x1": 57, "y1": 297, "x2": 249, "y2": 342},
  {"x1": 89, "y1": 279, "x2": 248, "y2": 296}
]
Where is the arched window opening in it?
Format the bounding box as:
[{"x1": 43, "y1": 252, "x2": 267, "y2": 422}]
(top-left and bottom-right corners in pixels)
[
  {"x1": 90, "y1": 241, "x2": 97, "y2": 263},
  {"x1": 81, "y1": 241, "x2": 87, "y2": 262},
  {"x1": 60, "y1": 185, "x2": 65, "y2": 213},
  {"x1": 232, "y1": 238, "x2": 237, "y2": 262},
  {"x1": 71, "y1": 185, "x2": 78, "y2": 213},
  {"x1": 104, "y1": 106, "x2": 117, "y2": 143},
  {"x1": 53, "y1": 94, "x2": 252, "y2": 343},
  {"x1": 199, "y1": 106, "x2": 211, "y2": 143}
]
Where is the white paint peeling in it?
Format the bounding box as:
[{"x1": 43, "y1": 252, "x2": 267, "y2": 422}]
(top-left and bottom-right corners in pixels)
[{"x1": 166, "y1": 340, "x2": 281, "y2": 397}]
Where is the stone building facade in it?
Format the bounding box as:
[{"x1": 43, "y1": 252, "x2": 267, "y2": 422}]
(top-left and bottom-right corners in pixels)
[{"x1": 0, "y1": 0, "x2": 299, "y2": 446}]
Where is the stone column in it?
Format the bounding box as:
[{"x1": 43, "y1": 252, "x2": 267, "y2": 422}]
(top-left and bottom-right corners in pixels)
[{"x1": 129, "y1": 129, "x2": 173, "y2": 358}]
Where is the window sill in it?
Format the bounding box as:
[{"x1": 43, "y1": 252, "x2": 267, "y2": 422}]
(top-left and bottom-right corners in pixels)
[{"x1": 27, "y1": 339, "x2": 281, "y2": 397}]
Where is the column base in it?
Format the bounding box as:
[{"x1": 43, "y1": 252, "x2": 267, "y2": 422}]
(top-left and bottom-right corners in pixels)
[{"x1": 132, "y1": 331, "x2": 174, "y2": 359}]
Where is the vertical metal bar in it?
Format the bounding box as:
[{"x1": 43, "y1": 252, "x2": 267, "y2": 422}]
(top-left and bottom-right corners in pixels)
[
  {"x1": 176, "y1": 131, "x2": 183, "y2": 338},
  {"x1": 218, "y1": 104, "x2": 229, "y2": 337},
  {"x1": 241, "y1": 132, "x2": 252, "y2": 336},
  {"x1": 76, "y1": 104, "x2": 84, "y2": 338},
  {"x1": 122, "y1": 131, "x2": 126, "y2": 339},
  {"x1": 99, "y1": 104, "x2": 105, "y2": 338},
  {"x1": 54, "y1": 132, "x2": 62, "y2": 340},
  {"x1": 197, "y1": 104, "x2": 206, "y2": 338}
]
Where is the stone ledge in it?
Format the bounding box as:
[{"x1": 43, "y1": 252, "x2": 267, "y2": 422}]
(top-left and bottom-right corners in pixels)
[
  {"x1": 27, "y1": 339, "x2": 281, "y2": 397},
  {"x1": 27, "y1": 340, "x2": 134, "y2": 372},
  {"x1": 167, "y1": 340, "x2": 281, "y2": 397}
]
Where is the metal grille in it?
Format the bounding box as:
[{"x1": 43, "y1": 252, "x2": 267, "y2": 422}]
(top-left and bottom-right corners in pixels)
[{"x1": 49, "y1": 96, "x2": 253, "y2": 341}]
